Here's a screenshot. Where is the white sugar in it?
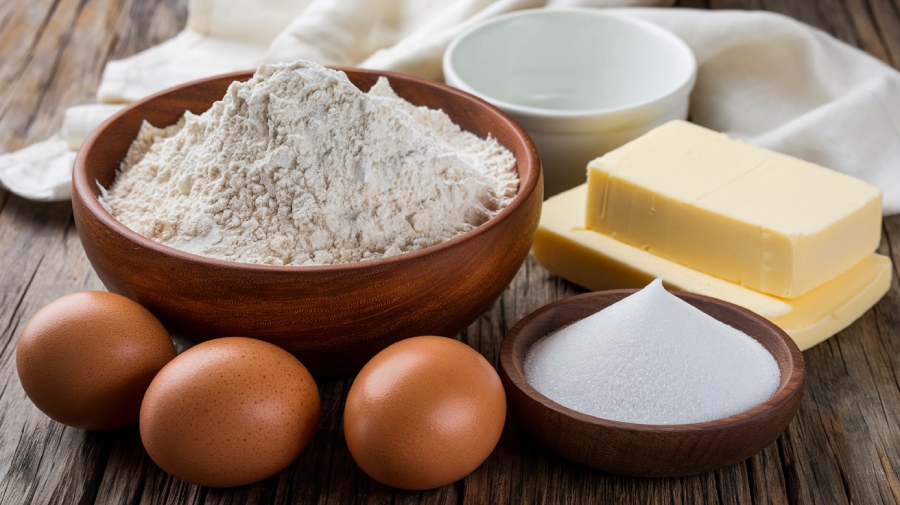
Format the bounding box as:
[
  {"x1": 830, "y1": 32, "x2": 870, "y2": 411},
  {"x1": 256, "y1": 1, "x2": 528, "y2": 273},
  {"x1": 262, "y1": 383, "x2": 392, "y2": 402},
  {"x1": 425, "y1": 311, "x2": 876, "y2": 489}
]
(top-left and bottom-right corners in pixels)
[{"x1": 523, "y1": 278, "x2": 780, "y2": 425}]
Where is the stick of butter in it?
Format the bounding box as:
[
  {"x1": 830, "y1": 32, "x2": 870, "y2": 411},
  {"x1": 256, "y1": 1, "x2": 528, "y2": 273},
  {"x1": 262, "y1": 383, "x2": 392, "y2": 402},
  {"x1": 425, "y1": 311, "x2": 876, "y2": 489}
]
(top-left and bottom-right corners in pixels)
[
  {"x1": 533, "y1": 184, "x2": 892, "y2": 350},
  {"x1": 585, "y1": 120, "x2": 882, "y2": 298}
]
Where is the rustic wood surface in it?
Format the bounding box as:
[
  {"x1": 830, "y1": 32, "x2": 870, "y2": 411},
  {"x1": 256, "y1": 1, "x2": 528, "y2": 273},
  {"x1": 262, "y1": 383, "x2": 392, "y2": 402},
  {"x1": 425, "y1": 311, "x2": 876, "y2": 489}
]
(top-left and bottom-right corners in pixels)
[{"x1": 1, "y1": 0, "x2": 898, "y2": 503}]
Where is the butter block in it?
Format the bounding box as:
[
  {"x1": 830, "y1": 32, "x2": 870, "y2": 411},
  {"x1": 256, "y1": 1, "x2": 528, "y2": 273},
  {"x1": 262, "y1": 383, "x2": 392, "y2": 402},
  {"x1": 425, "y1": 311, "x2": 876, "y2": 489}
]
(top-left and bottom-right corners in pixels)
[
  {"x1": 585, "y1": 120, "x2": 883, "y2": 298},
  {"x1": 533, "y1": 185, "x2": 892, "y2": 350}
]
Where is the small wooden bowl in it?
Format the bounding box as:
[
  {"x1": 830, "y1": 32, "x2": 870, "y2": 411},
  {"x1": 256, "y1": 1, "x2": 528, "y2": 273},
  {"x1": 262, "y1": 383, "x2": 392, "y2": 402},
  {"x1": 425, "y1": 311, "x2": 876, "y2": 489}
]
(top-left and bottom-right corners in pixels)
[
  {"x1": 72, "y1": 68, "x2": 542, "y2": 377},
  {"x1": 499, "y1": 289, "x2": 805, "y2": 477}
]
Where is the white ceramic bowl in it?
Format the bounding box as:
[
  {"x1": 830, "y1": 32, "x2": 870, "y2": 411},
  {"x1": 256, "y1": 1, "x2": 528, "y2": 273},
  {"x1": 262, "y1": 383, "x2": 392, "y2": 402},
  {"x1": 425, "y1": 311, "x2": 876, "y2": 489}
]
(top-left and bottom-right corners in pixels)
[{"x1": 444, "y1": 8, "x2": 697, "y2": 197}]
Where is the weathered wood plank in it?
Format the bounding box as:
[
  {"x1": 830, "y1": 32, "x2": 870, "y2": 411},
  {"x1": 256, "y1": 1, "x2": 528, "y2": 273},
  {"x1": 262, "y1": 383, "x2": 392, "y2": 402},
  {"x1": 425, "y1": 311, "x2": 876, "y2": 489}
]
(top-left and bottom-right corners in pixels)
[
  {"x1": 0, "y1": 0, "x2": 183, "y2": 504},
  {"x1": 1, "y1": 0, "x2": 899, "y2": 504},
  {"x1": 0, "y1": 199, "x2": 104, "y2": 505},
  {"x1": 843, "y1": 0, "x2": 892, "y2": 63}
]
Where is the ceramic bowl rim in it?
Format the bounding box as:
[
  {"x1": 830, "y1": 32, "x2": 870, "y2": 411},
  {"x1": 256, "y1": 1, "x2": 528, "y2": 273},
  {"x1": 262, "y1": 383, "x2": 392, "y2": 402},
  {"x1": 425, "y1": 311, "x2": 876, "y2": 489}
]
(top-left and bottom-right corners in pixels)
[{"x1": 443, "y1": 8, "x2": 698, "y2": 120}]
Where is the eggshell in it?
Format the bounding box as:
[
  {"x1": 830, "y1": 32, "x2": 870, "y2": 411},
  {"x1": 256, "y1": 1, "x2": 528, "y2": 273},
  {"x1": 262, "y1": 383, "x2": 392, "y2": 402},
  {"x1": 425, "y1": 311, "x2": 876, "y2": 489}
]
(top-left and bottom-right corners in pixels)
[
  {"x1": 343, "y1": 336, "x2": 506, "y2": 490},
  {"x1": 139, "y1": 337, "x2": 320, "y2": 488},
  {"x1": 15, "y1": 291, "x2": 176, "y2": 430}
]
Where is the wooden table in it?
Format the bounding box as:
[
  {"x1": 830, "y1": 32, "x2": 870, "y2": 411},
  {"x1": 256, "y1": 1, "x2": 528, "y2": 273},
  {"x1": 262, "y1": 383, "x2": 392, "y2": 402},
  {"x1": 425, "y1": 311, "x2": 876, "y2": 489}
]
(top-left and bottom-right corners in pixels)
[{"x1": 1, "y1": 0, "x2": 898, "y2": 503}]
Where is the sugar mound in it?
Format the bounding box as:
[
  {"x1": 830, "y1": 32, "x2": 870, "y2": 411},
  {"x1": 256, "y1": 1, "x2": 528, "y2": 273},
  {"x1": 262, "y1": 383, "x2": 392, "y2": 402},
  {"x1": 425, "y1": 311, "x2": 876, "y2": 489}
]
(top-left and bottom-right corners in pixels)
[{"x1": 523, "y1": 278, "x2": 781, "y2": 425}]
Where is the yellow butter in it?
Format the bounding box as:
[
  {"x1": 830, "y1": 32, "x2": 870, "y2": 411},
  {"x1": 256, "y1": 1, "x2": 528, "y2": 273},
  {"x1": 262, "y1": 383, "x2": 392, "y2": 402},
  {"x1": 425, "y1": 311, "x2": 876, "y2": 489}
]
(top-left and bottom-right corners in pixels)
[
  {"x1": 533, "y1": 184, "x2": 892, "y2": 350},
  {"x1": 585, "y1": 120, "x2": 883, "y2": 298}
]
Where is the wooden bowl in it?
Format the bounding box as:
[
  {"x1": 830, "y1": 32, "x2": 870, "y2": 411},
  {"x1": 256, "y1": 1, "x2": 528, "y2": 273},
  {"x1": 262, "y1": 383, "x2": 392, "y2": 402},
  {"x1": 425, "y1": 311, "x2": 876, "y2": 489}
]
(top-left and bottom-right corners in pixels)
[
  {"x1": 72, "y1": 68, "x2": 542, "y2": 377},
  {"x1": 498, "y1": 289, "x2": 805, "y2": 477}
]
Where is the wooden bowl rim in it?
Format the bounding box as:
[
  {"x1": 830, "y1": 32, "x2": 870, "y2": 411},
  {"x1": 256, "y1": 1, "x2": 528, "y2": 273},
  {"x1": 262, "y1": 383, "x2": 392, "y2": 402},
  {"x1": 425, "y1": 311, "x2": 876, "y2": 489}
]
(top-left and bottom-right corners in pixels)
[
  {"x1": 499, "y1": 288, "x2": 806, "y2": 433},
  {"x1": 72, "y1": 67, "x2": 541, "y2": 273}
]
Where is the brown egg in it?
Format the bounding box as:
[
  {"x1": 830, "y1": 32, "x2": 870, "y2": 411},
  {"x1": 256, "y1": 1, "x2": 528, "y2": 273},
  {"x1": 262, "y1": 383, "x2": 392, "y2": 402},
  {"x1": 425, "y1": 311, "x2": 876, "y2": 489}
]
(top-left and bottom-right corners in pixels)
[
  {"x1": 139, "y1": 337, "x2": 320, "y2": 488},
  {"x1": 343, "y1": 336, "x2": 506, "y2": 490},
  {"x1": 15, "y1": 291, "x2": 176, "y2": 430}
]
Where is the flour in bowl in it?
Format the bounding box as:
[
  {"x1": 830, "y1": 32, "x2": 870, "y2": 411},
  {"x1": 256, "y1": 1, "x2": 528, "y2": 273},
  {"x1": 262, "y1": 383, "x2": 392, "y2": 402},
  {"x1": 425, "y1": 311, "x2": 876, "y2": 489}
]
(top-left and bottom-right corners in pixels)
[{"x1": 100, "y1": 60, "x2": 519, "y2": 266}]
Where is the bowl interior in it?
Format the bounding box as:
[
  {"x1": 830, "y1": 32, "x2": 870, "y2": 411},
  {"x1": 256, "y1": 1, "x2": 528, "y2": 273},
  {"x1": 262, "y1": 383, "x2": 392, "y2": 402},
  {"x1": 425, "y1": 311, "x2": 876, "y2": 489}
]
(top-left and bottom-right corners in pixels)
[
  {"x1": 446, "y1": 9, "x2": 696, "y2": 115},
  {"x1": 499, "y1": 289, "x2": 805, "y2": 476}
]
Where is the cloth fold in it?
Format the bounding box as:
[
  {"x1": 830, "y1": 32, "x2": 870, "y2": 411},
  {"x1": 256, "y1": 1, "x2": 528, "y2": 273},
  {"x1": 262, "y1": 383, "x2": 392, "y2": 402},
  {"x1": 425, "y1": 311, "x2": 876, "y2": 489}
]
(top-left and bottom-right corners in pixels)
[
  {"x1": 0, "y1": 136, "x2": 76, "y2": 202},
  {"x1": 2, "y1": 0, "x2": 898, "y2": 214},
  {"x1": 622, "y1": 8, "x2": 900, "y2": 214}
]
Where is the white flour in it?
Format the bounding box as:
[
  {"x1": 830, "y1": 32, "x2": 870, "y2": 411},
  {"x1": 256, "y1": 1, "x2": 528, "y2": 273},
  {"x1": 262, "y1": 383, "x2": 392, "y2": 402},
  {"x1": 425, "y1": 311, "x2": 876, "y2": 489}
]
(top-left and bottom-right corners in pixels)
[{"x1": 100, "y1": 60, "x2": 519, "y2": 266}]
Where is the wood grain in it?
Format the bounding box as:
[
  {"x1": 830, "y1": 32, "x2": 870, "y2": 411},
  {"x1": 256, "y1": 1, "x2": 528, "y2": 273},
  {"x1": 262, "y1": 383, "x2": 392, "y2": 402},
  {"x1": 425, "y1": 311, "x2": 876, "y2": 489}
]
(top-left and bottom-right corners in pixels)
[{"x1": 0, "y1": 0, "x2": 899, "y2": 503}]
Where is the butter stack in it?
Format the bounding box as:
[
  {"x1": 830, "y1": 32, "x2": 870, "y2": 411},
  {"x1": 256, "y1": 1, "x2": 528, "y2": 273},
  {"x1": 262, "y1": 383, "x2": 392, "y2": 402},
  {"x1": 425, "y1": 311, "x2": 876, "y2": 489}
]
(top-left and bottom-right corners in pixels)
[{"x1": 532, "y1": 120, "x2": 891, "y2": 350}]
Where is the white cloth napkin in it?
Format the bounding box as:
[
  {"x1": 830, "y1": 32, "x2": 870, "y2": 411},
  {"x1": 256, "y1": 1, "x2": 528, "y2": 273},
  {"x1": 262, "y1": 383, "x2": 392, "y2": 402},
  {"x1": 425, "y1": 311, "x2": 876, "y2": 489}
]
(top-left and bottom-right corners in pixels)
[{"x1": 2, "y1": 0, "x2": 898, "y2": 215}]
